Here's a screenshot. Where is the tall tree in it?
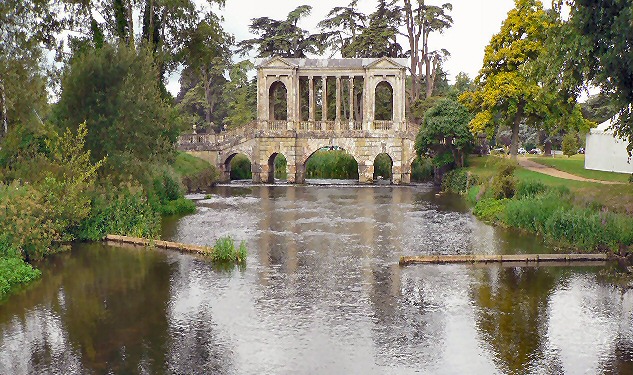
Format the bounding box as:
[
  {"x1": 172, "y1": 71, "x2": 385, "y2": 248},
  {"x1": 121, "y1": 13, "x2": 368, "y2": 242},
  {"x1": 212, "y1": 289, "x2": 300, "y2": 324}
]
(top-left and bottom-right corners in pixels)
[
  {"x1": 345, "y1": 0, "x2": 404, "y2": 58},
  {"x1": 559, "y1": 0, "x2": 633, "y2": 154},
  {"x1": 0, "y1": 0, "x2": 59, "y2": 136},
  {"x1": 178, "y1": 15, "x2": 233, "y2": 130},
  {"x1": 238, "y1": 5, "x2": 327, "y2": 58},
  {"x1": 53, "y1": 44, "x2": 180, "y2": 177},
  {"x1": 318, "y1": 1, "x2": 367, "y2": 58},
  {"x1": 400, "y1": 0, "x2": 453, "y2": 102},
  {"x1": 222, "y1": 61, "x2": 257, "y2": 129},
  {"x1": 460, "y1": 0, "x2": 558, "y2": 158}
]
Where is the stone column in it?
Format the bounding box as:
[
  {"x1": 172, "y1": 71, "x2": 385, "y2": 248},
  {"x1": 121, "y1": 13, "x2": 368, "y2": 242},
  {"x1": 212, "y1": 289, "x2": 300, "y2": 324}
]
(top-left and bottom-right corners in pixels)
[
  {"x1": 348, "y1": 77, "x2": 354, "y2": 126},
  {"x1": 358, "y1": 161, "x2": 374, "y2": 184},
  {"x1": 362, "y1": 75, "x2": 372, "y2": 131},
  {"x1": 308, "y1": 77, "x2": 315, "y2": 121},
  {"x1": 321, "y1": 76, "x2": 328, "y2": 121},
  {"x1": 335, "y1": 76, "x2": 341, "y2": 122}
]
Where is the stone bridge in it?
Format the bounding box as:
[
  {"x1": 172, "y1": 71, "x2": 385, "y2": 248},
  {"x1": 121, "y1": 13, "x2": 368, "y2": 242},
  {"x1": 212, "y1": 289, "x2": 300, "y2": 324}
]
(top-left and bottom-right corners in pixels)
[{"x1": 177, "y1": 57, "x2": 419, "y2": 184}]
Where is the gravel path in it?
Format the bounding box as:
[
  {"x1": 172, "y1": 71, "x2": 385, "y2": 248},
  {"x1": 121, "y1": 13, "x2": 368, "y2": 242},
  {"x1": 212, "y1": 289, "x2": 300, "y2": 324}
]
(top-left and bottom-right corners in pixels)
[{"x1": 518, "y1": 158, "x2": 624, "y2": 185}]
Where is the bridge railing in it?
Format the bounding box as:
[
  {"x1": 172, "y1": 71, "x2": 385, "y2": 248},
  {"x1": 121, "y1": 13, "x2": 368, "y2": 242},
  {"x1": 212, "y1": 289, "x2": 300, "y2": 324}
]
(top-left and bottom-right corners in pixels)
[{"x1": 373, "y1": 120, "x2": 393, "y2": 131}]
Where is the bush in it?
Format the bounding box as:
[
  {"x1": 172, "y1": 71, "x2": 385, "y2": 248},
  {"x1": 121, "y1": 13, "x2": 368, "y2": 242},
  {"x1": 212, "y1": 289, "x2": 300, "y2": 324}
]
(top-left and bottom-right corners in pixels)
[
  {"x1": 562, "y1": 132, "x2": 579, "y2": 157},
  {"x1": 411, "y1": 157, "x2": 433, "y2": 182},
  {"x1": 305, "y1": 150, "x2": 359, "y2": 179},
  {"x1": 0, "y1": 257, "x2": 41, "y2": 300},
  {"x1": 516, "y1": 180, "x2": 547, "y2": 198},
  {"x1": 441, "y1": 169, "x2": 479, "y2": 194},
  {"x1": 76, "y1": 188, "x2": 160, "y2": 241},
  {"x1": 211, "y1": 236, "x2": 247, "y2": 264},
  {"x1": 182, "y1": 167, "x2": 219, "y2": 193},
  {"x1": 489, "y1": 159, "x2": 517, "y2": 199},
  {"x1": 230, "y1": 154, "x2": 252, "y2": 180},
  {"x1": 473, "y1": 198, "x2": 507, "y2": 223}
]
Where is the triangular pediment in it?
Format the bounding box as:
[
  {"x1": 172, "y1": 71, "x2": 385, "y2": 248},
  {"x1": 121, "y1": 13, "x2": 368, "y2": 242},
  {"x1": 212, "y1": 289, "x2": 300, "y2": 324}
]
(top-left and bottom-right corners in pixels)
[
  {"x1": 364, "y1": 57, "x2": 405, "y2": 69},
  {"x1": 257, "y1": 56, "x2": 297, "y2": 69}
]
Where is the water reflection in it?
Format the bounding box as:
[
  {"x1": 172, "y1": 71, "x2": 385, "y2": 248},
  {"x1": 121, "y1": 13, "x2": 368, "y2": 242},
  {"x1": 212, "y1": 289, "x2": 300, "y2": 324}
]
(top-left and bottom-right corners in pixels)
[{"x1": 1, "y1": 185, "x2": 632, "y2": 374}]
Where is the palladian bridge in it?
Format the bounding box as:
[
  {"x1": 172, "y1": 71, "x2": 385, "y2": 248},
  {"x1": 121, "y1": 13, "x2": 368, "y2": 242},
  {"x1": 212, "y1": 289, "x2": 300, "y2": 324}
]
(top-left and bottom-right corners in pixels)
[{"x1": 178, "y1": 56, "x2": 419, "y2": 184}]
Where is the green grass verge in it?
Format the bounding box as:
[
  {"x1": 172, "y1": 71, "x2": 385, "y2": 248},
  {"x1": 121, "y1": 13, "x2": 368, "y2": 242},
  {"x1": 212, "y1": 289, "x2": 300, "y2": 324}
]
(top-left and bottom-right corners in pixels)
[
  {"x1": 467, "y1": 156, "x2": 633, "y2": 214},
  {"x1": 173, "y1": 152, "x2": 212, "y2": 178},
  {"x1": 529, "y1": 154, "x2": 630, "y2": 182}
]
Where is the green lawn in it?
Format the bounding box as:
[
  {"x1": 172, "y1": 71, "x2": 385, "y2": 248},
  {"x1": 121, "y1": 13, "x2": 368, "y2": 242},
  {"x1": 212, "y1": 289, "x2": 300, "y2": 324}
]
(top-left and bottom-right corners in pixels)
[
  {"x1": 529, "y1": 154, "x2": 630, "y2": 183},
  {"x1": 173, "y1": 152, "x2": 212, "y2": 177},
  {"x1": 467, "y1": 155, "x2": 633, "y2": 214}
]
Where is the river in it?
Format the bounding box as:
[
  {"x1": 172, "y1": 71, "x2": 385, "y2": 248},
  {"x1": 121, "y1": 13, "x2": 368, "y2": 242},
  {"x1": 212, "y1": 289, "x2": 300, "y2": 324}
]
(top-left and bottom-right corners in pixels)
[{"x1": 1, "y1": 183, "x2": 632, "y2": 374}]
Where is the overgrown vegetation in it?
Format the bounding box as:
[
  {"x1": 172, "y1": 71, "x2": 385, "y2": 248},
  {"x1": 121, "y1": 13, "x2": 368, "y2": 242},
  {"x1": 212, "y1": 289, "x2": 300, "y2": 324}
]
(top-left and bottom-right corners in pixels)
[
  {"x1": 306, "y1": 150, "x2": 359, "y2": 179},
  {"x1": 211, "y1": 236, "x2": 247, "y2": 265},
  {"x1": 459, "y1": 157, "x2": 633, "y2": 253}
]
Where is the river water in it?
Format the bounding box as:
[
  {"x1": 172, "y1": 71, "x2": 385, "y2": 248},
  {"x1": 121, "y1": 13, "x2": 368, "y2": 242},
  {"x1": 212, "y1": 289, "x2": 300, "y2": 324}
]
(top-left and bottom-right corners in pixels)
[{"x1": 1, "y1": 183, "x2": 632, "y2": 374}]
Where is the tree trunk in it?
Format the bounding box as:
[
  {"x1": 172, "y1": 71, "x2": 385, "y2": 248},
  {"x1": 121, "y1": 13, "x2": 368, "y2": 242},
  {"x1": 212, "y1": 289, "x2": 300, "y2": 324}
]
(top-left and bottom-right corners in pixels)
[
  {"x1": 509, "y1": 101, "x2": 525, "y2": 159},
  {"x1": 0, "y1": 79, "x2": 7, "y2": 137},
  {"x1": 126, "y1": 0, "x2": 135, "y2": 48},
  {"x1": 202, "y1": 67, "x2": 212, "y2": 125}
]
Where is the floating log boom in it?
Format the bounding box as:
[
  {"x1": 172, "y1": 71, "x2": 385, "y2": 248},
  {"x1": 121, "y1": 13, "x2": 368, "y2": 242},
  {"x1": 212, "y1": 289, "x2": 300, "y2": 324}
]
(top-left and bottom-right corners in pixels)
[
  {"x1": 105, "y1": 234, "x2": 212, "y2": 255},
  {"x1": 399, "y1": 253, "x2": 608, "y2": 266}
]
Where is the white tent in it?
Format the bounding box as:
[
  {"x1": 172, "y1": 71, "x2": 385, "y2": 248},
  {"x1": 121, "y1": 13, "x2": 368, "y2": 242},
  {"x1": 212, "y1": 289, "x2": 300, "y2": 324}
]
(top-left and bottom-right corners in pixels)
[{"x1": 585, "y1": 118, "x2": 633, "y2": 173}]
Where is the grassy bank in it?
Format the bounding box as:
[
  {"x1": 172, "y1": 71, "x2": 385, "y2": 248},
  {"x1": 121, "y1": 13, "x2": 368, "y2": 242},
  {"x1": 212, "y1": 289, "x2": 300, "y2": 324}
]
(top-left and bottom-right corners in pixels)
[{"x1": 452, "y1": 156, "x2": 633, "y2": 253}]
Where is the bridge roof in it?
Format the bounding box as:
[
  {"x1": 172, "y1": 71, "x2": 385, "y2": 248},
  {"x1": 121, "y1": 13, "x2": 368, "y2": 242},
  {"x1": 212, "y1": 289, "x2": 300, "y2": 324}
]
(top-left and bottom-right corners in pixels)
[{"x1": 254, "y1": 57, "x2": 408, "y2": 70}]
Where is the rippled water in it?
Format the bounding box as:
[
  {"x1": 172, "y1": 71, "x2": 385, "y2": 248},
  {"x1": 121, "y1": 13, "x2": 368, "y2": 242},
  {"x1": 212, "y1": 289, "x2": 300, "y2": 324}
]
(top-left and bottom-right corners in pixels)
[{"x1": 1, "y1": 183, "x2": 632, "y2": 374}]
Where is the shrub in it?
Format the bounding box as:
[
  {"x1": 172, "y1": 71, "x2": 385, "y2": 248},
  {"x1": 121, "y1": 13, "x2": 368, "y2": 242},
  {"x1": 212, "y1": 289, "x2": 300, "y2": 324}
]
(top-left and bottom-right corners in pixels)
[
  {"x1": 0, "y1": 257, "x2": 41, "y2": 300},
  {"x1": 562, "y1": 132, "x2": 579, "y2": 157},
  {"x1": 76, "y1": 188, "x2": 160, "y2": 240},
  {"x1": 442, "y1": 169, "x2": 479, "y2": 194},
  {"x1": 411, "y1": 157, "x2": 434, "y2": 182},
  {"x1": 182, "y1": 167, "x2": 219, "y2": 193},
  {"x1": 516, "y1": 180, "x2": 547, "y2": 198},
  {"x1": 489, "y1": 159, "x2": 517, "y2": 199},
  {"x1": 473, "y1": 198, "x2": 507, "y2": 223},
  {"x1": 230, "y1": 154, "x2": 252, "y2": 180},
  {"x1": 211, "y1": 236, "x2": 247, "y2": 264}
]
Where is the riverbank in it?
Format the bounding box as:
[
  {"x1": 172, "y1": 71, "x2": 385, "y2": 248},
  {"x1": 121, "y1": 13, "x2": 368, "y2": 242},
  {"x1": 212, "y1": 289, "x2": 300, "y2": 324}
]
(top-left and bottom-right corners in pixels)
[{"x1": 452, "y1": 156, "x2": 633, "y2": 254}]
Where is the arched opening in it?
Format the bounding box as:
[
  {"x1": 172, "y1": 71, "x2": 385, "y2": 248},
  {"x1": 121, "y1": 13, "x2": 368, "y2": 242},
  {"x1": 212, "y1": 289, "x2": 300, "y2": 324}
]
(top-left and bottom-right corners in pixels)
[
  {"x1": 374, "y1": 81, "x2": 394, "y2": 121},
  {"x1": 267, "y1": 152, "x2": 288, "y2": 183},
  {"x1": 304, "y1": 147, "x2": 359, "y2": 183},
  {"x1": 225, "y1": 153, "x2": 252, "y2": 181},
  {"x1": 269, "y1": 81, "x2": 287, "y2": 121},
  {"x1": 373, "y1": 153, "x2": 393, "y2": 183}
]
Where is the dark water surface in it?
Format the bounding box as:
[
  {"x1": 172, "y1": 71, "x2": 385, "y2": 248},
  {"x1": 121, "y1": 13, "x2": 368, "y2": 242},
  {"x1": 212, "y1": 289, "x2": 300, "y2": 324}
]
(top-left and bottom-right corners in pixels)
[{"x1": 1, "y1": 183, "x2": 633, "y2": 374}]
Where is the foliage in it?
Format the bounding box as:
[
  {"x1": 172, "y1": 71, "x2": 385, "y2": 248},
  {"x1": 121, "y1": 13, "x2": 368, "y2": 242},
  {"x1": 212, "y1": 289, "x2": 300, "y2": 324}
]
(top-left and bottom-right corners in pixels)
[
  {"x1": 174, "y1": 153, "x2": 219, "y2": 192},
  {"x1": 344, "y1": 0, "x2": 404, "y2": 58},
  {"x1": 0, "y1": 257, "x2": 41, "y2": 301},
  {"x1": 223, "y1": 61, "x2": 257, "y2": 129},
  {"x1": 562, "y1": 132, "x2": 579, "y2": 157},
  {"x1": 211, "y1": 236, "x2": 247, "y2": 264},
  {"x1": 238, "y1": 5, "x2": 327, "y2": 58},
  {"x1": 460, "y1": 0, "x2": 590, "y2": 157},
  {"x1": 473, "y1": 198, "x2": 507, "y2": 223},
  {"x1": 490, "y1": 159, "x2": 517, "y2": 199},
  {"x1": 562, "y1": 0, "x2": 633, "y2": 155},
  {"x1": 318, "y1": 1, "x2": 367, "y2": 57},
  {"x1": 441, "y1": 169, "x2": 478, "y2": 194},
  {"x1": 178, "y1": 15, "x2": 234, "y2": 129},
  {"x1": 305, "y1": 150, "x2": 359, "y2": 179},
  {"x1": 400, "y1": 0, "x2": 453, "y2": 100},
  {"x1": 230, "y1": 154, "x2": 252, "y2": 180},
  {"x1": 416, "y1": 98, "x2": 473, "y2": 168},
  {"x1": 53, "y1": 44, "x2": 181, "y2": 178},
  {"x1": 76, "y1": 187, "x2": 160, "y2": 241},
  {"x1": 515, "y1": 180, "x2": 547, "y2": 198},
  {"x1": 274, "y1": 154, "x2": 288, "y2": 180},
  {"x1": 411, "y1": 157, "x2": 434, "y2": 182},
  {"x1": 580, "y1": 93, "x2": 618, "y2": 125},
  {"x1": 374, "y1": 153, "x2": 392, "y2": 180}
]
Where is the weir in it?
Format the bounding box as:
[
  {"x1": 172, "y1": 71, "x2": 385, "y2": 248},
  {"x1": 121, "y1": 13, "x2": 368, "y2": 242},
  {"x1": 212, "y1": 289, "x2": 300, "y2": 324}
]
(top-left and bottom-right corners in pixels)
[{"x1": 177, "y1": 57, "x2": 419, "y2": 184}]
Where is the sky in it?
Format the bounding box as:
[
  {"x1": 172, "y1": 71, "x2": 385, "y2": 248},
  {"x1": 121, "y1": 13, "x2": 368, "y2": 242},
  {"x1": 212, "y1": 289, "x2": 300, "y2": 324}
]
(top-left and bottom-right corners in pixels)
[{"x1": 166, "y1": 0, "x2": 518, "y2": 95}]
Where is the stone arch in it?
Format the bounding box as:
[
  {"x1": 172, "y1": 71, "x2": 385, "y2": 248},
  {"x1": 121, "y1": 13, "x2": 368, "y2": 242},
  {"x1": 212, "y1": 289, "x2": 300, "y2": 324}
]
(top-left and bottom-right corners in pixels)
[
  {"x1": 374, "y1": 80, "x2": 394, "y2": 121},
  {"x1": 268, "y1": 80, "x2": 288, "y2": 121},
  {"x1": 301, "y1": 145, "x2": 360, "y2": 181},
  {"x1": 267, "y1": 152, "x2": 288, "y2": 183},
  {"x1": 373, "y1": 152, "x2": 393, "y2": 182},
  {"x1": 223, "y1": 152, "x2": 253, "y2": 181}
]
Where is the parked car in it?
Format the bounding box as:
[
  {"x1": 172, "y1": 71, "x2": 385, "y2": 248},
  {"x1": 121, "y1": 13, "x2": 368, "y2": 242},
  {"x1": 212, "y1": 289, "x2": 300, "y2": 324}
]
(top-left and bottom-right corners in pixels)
[
  {"x1": 491, "y1": 147, "x2": 506, "y2": 155},
  {"x1": 578, "y1": 147, "x2": 585, "y2": 154},
  {"x1": 518, "y1": 147, "x2": 527, "y2": 155},
  {"x1": 528, "y1": 148, "x2": 542, "y2": 155}
]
